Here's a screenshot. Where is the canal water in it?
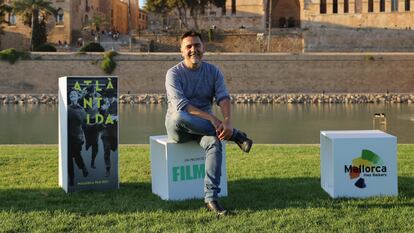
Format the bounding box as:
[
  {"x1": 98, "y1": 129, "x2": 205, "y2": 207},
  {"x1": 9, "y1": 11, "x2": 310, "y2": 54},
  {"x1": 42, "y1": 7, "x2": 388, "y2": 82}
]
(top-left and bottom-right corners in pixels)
[{"x1": 0, "y1": 104, "x2": 413, "y2": 144}]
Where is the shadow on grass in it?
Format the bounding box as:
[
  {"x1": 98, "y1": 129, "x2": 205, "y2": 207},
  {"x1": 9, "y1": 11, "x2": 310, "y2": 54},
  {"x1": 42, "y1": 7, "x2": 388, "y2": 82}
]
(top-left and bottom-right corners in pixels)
[{"x1": 1, "y1": 177, "x2": 413, "y2": 213}]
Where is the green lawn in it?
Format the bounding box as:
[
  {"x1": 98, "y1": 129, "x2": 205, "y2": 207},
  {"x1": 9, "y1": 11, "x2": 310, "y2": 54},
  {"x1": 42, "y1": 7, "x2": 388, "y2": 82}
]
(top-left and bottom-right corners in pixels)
[{"x1": 1, "y1": 144, "x2": 414, "y2": 232}]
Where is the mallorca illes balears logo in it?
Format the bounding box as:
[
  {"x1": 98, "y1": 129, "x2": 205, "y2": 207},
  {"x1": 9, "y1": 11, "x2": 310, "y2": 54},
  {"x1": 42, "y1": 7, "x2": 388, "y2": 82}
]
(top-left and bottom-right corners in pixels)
[{"x1": 344, "y1": 149, "x2": 387, "y2": 189}]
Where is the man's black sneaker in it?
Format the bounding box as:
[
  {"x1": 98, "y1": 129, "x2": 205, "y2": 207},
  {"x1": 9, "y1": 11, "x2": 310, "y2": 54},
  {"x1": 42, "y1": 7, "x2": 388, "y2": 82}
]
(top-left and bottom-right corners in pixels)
[
  {"x1": 233, "y1": 131, "x2": 253, "y2": 153},
  {"x1": 205, "y1": 201, "x2": 228, "y2": 216}
]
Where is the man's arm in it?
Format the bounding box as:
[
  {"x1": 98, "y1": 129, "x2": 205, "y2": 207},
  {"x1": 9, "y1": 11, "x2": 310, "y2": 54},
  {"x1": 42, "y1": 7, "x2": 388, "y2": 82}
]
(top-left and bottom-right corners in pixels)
[
  {"x1": 217, "y1": 98, "x2": 233, "y2": 140},
  {"x1": 186, "y1": 105, "x2": 222, "y2": 133},
  {"x1": 165, "y1": 70, "x2": 189, "y2": 112}
]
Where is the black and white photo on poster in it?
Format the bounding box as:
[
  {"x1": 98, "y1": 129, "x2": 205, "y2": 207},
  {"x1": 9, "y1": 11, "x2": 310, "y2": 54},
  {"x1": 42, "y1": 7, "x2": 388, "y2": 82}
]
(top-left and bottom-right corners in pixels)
[{"x1": 66, "y1": 77, "x2": 118, "y2": 192}]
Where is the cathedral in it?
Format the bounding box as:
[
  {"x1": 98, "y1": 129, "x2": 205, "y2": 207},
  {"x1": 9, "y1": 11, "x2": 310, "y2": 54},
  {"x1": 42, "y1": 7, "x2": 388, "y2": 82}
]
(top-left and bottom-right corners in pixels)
[{"x1": 170, "y1": 0, "x2": 414, "y2": 30}]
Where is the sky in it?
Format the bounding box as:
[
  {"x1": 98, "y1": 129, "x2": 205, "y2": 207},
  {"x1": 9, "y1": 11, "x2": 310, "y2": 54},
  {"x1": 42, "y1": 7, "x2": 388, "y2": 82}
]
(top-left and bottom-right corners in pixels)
[{"x1": 139, "y1": 0, "x2": 146, "y2": 8}]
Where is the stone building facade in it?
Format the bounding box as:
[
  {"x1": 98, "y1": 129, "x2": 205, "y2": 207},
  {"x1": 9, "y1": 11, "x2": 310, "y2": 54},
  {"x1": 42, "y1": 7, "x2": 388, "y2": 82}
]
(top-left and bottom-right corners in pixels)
[
  {"x1": 0, "y1": 0, "x2": 144, "y2": 49},
  {"x1": 112, "y1": 0, "x2": 129, "y2": 33},
  {"x1": 145, "y1": 0, "x2": 414, "y2": 52},
  {"x1": 157, "y1": 0, "x2": 414, "y2": 31},
  {"x1": 138, "y1": 9, "x2": 147, "y2": 31}
]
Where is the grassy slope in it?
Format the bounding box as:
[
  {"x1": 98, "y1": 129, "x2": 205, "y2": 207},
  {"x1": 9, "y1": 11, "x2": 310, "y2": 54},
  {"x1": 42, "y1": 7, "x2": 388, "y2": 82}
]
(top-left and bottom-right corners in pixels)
[{"x1": 0, "y1": 144, "x2": 413, "y2": 233}]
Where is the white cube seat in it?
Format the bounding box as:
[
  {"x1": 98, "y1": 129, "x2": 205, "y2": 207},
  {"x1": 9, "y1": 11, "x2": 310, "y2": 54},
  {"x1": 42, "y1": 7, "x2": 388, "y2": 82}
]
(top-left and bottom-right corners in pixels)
[
  {"x1": 320, "y1": 130, "x2": 398, "y2": 198},
  {"x1": 150, "y1": 135, "x2": 228, "y2": 200}
]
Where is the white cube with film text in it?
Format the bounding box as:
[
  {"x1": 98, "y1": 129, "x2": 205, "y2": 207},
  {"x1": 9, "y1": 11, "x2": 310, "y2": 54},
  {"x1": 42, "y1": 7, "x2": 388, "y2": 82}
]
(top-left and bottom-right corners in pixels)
[{"x1": 150, "y1": 135, "x2": 228, "y2": 201}]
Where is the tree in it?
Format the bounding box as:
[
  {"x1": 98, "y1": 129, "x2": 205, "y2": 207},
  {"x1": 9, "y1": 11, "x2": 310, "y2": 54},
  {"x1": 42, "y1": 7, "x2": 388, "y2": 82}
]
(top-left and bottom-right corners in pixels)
[
  {"x1": 0, "y1": 1, "x2": 12, "y2": 35},
  {"x1": 12, "y1": 0, "x2": 56, "y2": 50},
  {"x1": 145, "y1": 0, "x2": 227, "y2": 30},
  {"x1": 0, "y1": 1, "x2": 12, "y2": 49},
  {"x1": 90, "y1": 12, "x2": 109, "y2": 32}
]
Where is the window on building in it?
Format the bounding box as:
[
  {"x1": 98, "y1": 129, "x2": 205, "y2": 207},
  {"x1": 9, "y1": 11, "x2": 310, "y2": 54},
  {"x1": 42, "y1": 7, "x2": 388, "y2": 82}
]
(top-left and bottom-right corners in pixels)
[
  {"x1": 344, "y1": 0, "x2": 349, "y2": 13},
  {"x1": 8, "y1": 12, "x2": 16, "y2": 25},
  {"x1": 333, "y1": 0, "x2": 338, "y2": 13},
  {"x1": 380, "y1": 0, "x2": 385, "y2": 11},
  {"x1": 405, "y1": 0, "x2": 410, "y2": 10},
  {"x1": 85, "y1": 0, "x2": 90, "y2": 12},
  {"x1": 231, "y1": 0, "x2": 236, "y2": 15},
  {"x1": 391, "y1": 0, "x2": 398, "y2": 11},
  {"x1": 84, "y1": 14, "x2": 89, "y2": 25},
  {"x1": 287, "y1": 17, "x2": 295, "y2": 27},
  {"x1": 56, "y1": 8, "x2": 64, "y2": 25},
  {"x1": 320, "y1": 0, "x2": 327, "y2": 14},
  {"x1": 279, "y1": 17, "x2": 287, "y2": 28},
  {"x1": 368, "y1": 0, "x2": 374, "y2": 12},
  {"x1": 355, "y1": 0, "x2": 362, "y2": 13}
]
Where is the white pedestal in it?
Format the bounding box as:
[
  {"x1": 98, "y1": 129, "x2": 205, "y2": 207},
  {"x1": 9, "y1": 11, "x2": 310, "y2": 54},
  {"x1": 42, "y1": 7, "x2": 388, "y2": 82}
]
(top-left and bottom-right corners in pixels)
[
  {"x1": 150, "y1": 135, "x2": 228, "y2": 201},
  {"x1": 320, "y1": 130, "x2": 398, "y2": 198}
]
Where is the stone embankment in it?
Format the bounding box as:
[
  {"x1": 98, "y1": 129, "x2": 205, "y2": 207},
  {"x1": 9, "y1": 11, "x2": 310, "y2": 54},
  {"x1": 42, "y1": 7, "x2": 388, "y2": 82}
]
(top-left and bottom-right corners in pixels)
[{"x1": 1, "y1": 94, "x2": 414, "y2": 104}]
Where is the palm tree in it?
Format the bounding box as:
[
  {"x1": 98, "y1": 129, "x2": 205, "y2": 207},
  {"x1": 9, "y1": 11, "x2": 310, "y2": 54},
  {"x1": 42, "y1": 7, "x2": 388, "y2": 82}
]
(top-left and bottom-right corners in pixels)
[
  {"x1": 0, "y1": 1, "x2": 12, "y2": 49},
  {"x1": 1, "y1": 1, "x2": 12, "y2": 34},
  {"x1": 13, "y1": 0, "x2": 56, "y2": 50}
]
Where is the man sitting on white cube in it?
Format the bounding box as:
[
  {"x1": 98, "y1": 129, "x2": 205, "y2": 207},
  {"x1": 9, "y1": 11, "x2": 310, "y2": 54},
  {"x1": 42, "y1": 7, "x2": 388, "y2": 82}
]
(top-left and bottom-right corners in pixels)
[{"x1": 165, "y1": 30, "x2": 253, "y2": 216}]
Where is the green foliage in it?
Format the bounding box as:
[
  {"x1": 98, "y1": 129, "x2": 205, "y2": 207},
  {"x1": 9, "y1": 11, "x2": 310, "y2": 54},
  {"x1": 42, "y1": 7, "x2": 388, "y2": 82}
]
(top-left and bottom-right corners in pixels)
[
  {"x1": 144, "y1": 0, "x2": 173, "y2": 14},
  {"x1": 12, "y1": 0, "x2": 57, "y2": 50},
  {"x1": 208, "y1": 28, "x2": 214, "y2": 41},
  {"x1": 365, "y1": 55, "x2": 375, "y2": 61},
  {"x1": 0, "y1": 3, "x2": 12, "y2": 34},
  {"x1": 80, "y1": 42, "x2": 105, "y2": 52},
  {"x1": 33, "y1": 43, "x2": 56, "y2": 52},
  {"x1": 211, "y1": 0, "x2": 226, "y2": 8},
  {"x1": 90, "y1": 12, "x2": 109, "y2": 30},
  {"x1": 149, "y1": 40, "x2": 156, "y2": 52},
  {"x1": 100, "y1": 56, "x2": 116, "y2": 74},
  {"x1": 145, "y1": 0, "x2": 227, "y2": 29},
  {"x1": 100, "y1": 51, "x2": 118, "y2": 74},
  {"x1": 1, "y1": 144, "x2": 414, "y2": 232},
  {"x1": 0, "y1": 48, "x2": 29, "y2": 64},
  {"x1": 31, "y1": 14, "x2": 48, "y2": 49},
  {"x1": 104, "y1": 50, "x2": 118, "y2": 59}
]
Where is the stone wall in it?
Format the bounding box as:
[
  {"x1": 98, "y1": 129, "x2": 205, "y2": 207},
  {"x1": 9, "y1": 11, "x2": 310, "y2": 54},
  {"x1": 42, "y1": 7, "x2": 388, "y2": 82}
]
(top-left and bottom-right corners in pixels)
[
  {"x1": 137, "y1": 31, "x2": 303, "y2": 53},
  {"x1": 303, "y1": 3, "x2": 414, "y2": 30},
  {"x1": 304, "y1": 28, "x2": 414, "y2": 52},
  {"x1": 1, "y1": 52, "x2": 414, "y2": 94},
  {"x1": 138, "y1": 26, "x2": 414, "y2": 53},
  {"x1": 2, "y1": 93, "x2": 414, "y2": 104}
]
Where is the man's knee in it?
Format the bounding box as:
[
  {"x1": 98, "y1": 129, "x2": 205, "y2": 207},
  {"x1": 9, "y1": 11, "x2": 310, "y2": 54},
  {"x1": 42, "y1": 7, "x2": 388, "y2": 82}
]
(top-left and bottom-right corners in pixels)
[
  {"x1": 200, "y1": 136, "x2": 222, "y2": 151},
  {"x1": 166, "y1": 113, "x2": 194, "y2": 143},
  {"x1": 170, "y1": 111, "x2": 190, "y2": 126},
  {"x1": 167, "y1": 111, "x2": 193, "y2": 143}
]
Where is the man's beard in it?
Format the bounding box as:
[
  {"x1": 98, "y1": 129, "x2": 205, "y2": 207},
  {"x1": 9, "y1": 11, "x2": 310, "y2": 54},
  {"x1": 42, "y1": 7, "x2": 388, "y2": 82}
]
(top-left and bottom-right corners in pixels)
[{"x1": 189, "y1": 52, "x2": 202, "y2": 64}]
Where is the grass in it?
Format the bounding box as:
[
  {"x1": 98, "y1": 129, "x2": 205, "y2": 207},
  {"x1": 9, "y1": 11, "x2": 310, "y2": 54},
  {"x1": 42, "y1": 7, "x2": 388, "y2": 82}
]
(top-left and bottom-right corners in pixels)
[{"x1": 1, "y1": 144, "x2": 414, "y2": 232}]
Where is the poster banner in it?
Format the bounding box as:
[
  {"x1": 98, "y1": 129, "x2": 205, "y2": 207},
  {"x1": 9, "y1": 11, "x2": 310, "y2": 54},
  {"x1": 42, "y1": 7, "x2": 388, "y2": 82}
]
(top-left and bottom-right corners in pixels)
[{"x1": 59, "y1": 76, "x2": 119, "y2": 192}]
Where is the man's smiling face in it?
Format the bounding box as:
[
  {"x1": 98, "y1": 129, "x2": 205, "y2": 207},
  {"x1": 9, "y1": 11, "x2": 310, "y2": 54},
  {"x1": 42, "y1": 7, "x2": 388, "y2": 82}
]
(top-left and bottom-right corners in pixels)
[{"x1": 181, "y1": 36, "x2": 204, "y2": 69}]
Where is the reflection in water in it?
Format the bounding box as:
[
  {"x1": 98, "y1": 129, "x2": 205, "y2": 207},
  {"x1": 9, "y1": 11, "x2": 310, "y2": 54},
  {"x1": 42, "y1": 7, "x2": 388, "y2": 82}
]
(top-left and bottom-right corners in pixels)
[{"x1": 0, "y1": 104, "x2": 413, "y2": 144}]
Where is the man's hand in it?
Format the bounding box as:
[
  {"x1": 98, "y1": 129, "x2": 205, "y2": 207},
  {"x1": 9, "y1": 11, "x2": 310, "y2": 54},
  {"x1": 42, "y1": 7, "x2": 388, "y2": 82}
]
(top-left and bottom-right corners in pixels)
[
  {"x1": 209, "y1": 115, "x2": 222, "y2": 133},
  {"x1": 217, "y1": 119, "x2": 233, "y2": 141}
]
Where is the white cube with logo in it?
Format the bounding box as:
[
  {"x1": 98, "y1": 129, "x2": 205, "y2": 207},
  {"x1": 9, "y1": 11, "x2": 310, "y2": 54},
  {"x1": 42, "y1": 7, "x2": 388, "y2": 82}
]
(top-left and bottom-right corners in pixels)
[
  {"x1": 320, "y1": 130, "x2": 397, "y2": 198},
  {"x1": 150, "y1": 135, "x2": 228, "y2": 201}
]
